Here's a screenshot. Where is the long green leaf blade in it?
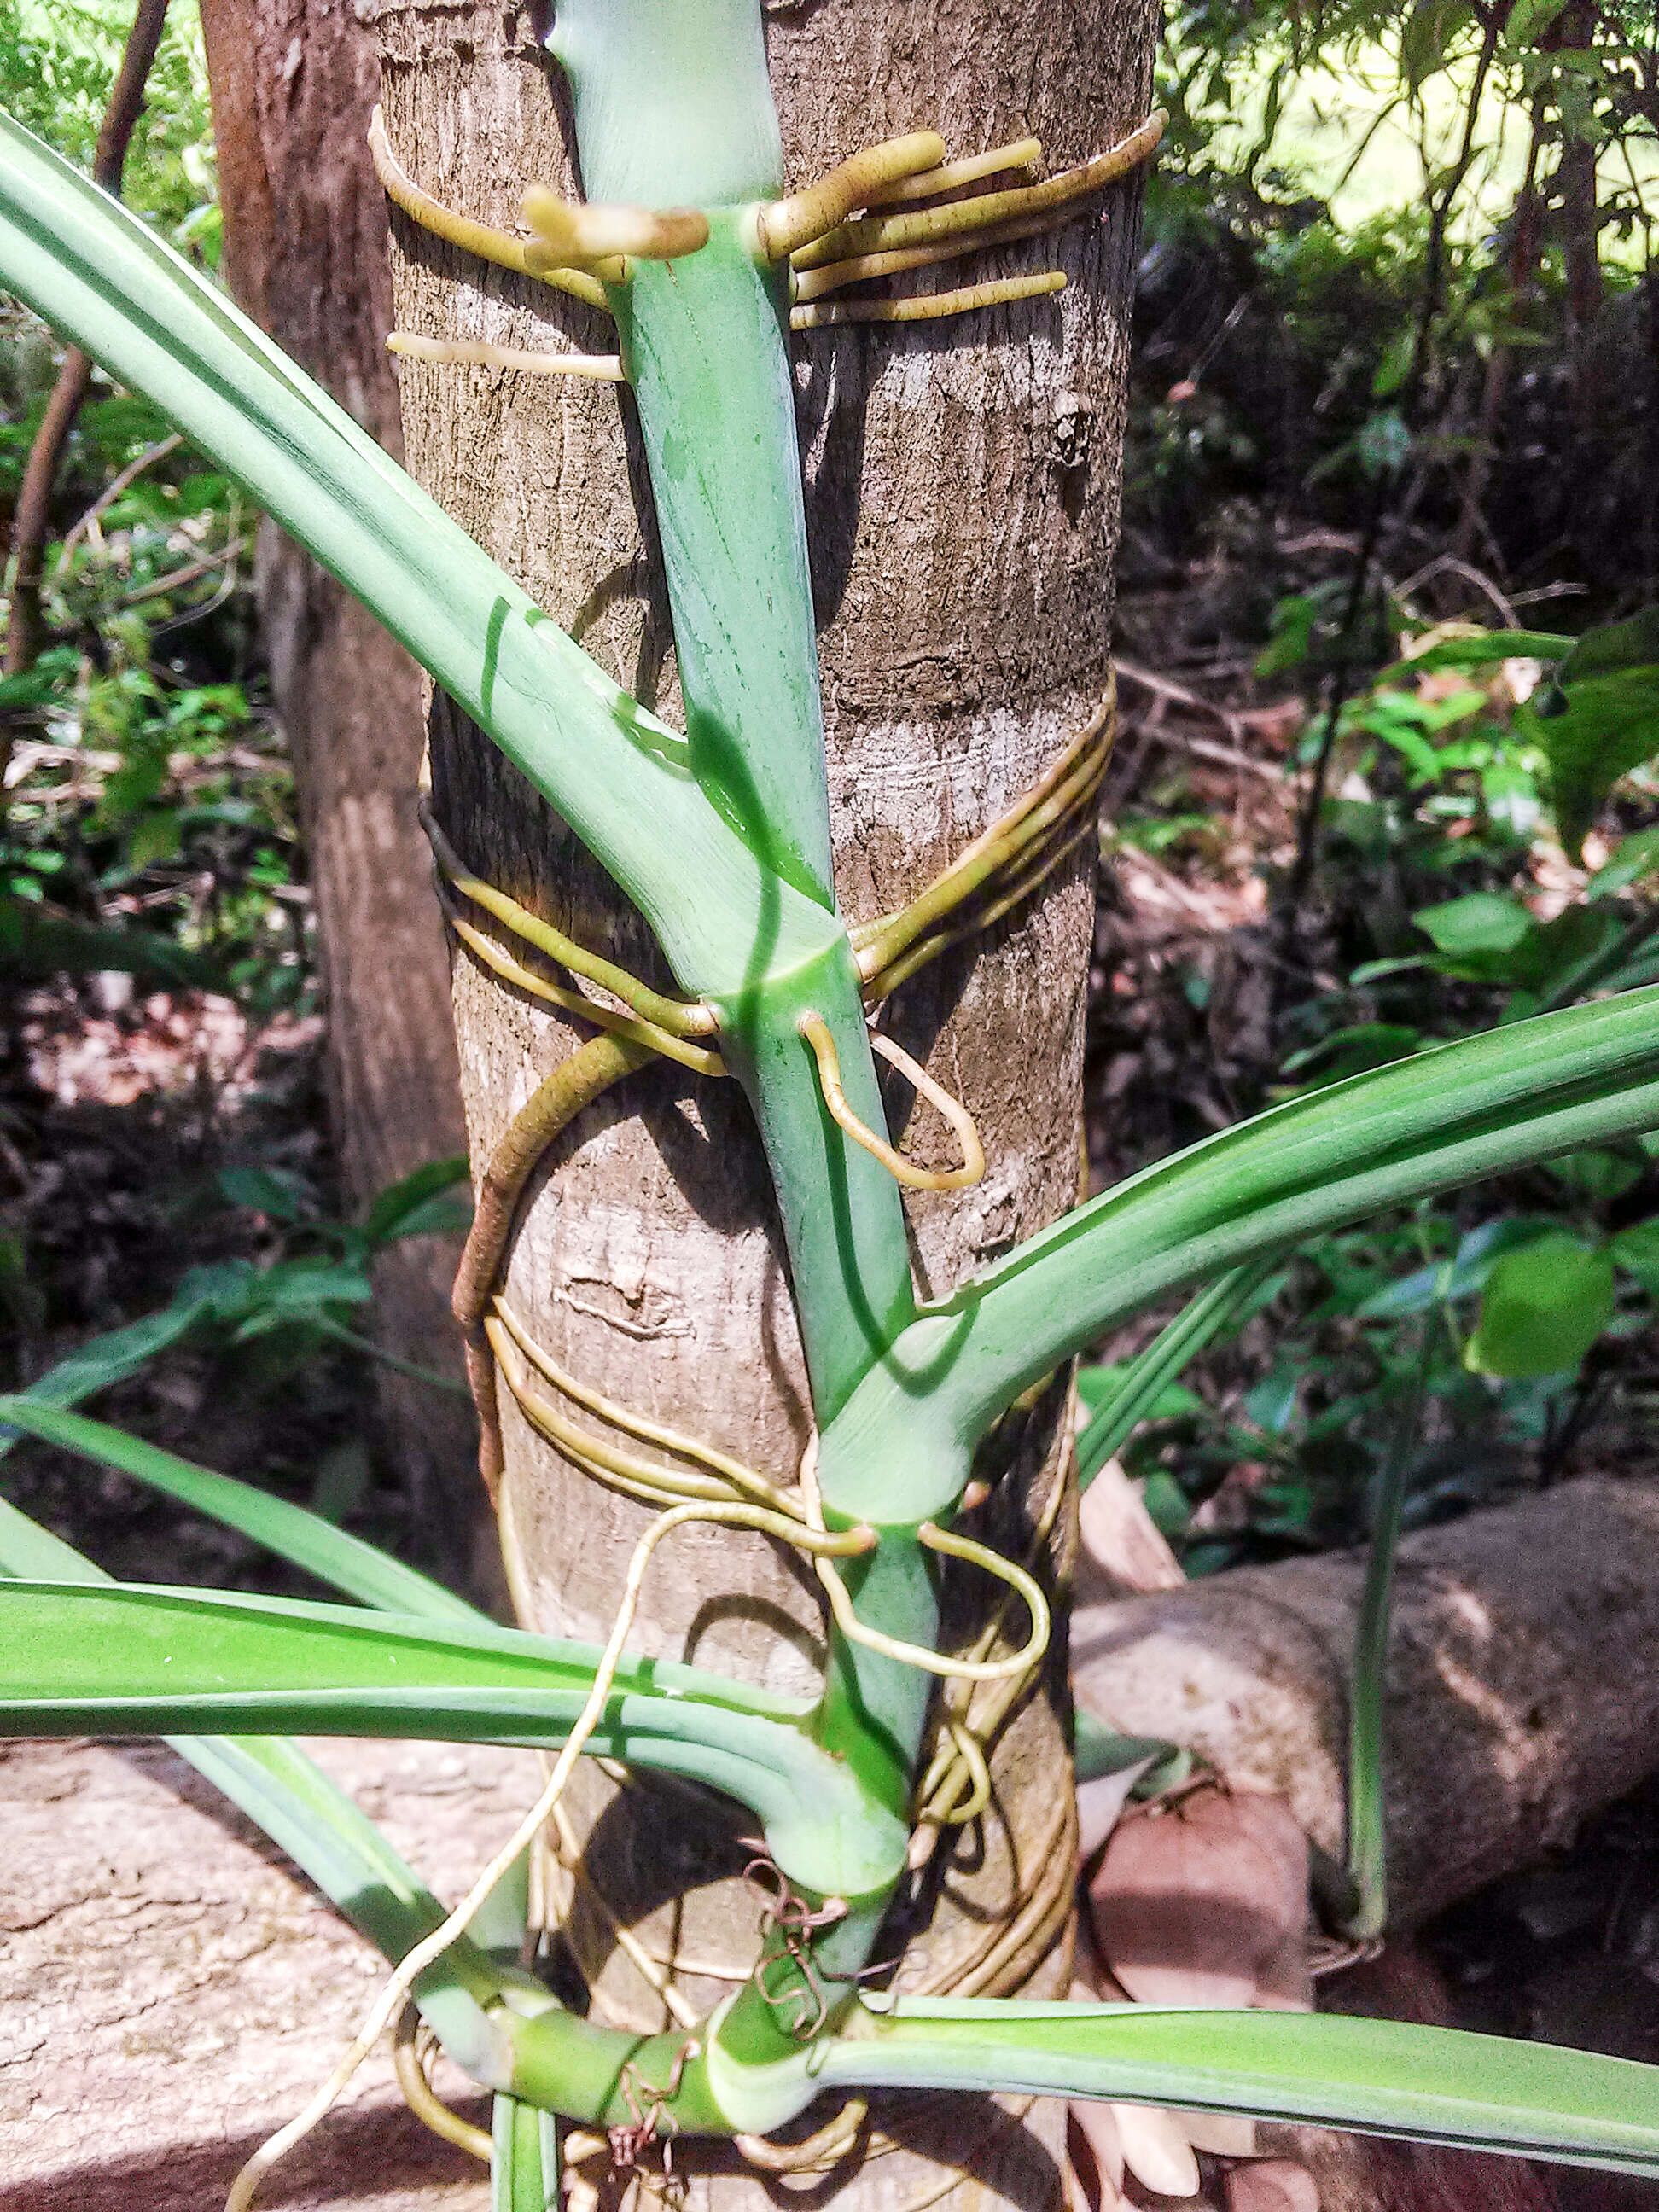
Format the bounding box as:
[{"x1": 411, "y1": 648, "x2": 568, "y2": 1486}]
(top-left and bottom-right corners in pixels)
[
  {"x1": 0, "y1": 108, "x2": 840, "y2": 994},
  {"x1": 818, "y1": 2000, "x2": 1659, "y2": 2178},
  {"x1": 0, "y1": 1496, "x2": 509, "y2": 2060},
  {"x1": 820, "y1": 988, "x2": 1659, "y2": 1518},
  {"x1": 0, "y1": 1579, "x2": 902, "y2": 1889},
  {"x1": 0, "y1": 1395, "x2": 481, "y2": 1621},
  {"x1": 0, "y1": 1301, "x2": 208, "y2": 1467},
  {"x1": 1075, "y1": 1255, "x2": 1278, "y2": 1487},
  {"x1": 493, "y1": 2095, "x2": 560, "y2": 2212},
  {"x1": 975, "y1": 987, "x2": 1659, "y2": 1417}
]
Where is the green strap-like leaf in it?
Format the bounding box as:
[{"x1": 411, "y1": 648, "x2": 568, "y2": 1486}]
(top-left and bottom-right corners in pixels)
[
  {"x1": 0, "y1": 108, "x2": 841, "y2": 999},
  {"x1": 1075, "y1": 1255, "x2": 1278, "y2": 1487},
  {"x1": 814, "y1": 2000, "x2": 1659, "y2": 2178},
  {"x1": 493, "y1": 2095, "x2": 561, "y2": 2212},
  {"x1": 0, "y1": 1495, "x2": 511, "y2": 2060},
  {"x1": 0, "y1": 1396, "x2": 483, "y2": 1620},
  {"x1": 0, "y1": 1577, "x2": 903, "y2": 1893},
  {"x1": 818, "y1": 987, "x2": 1659, "y2": 1522},
  {"x1": 0, "y1": 1301, "x2": 213, "y2": 1464}
]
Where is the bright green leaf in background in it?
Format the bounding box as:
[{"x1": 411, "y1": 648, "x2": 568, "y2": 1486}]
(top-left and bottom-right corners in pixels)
[
  {"x1": 1528, "y1": 670, "x2": 1659, "y2": 861},
  {"x1": 1521, "y1": 608, "x2": 1659, "y2": 858},
  {"x1": 1400, "y1": 0, "x2": 1477, "y2": 94},
  {"x1": 1503, "y1": 0, "x2": 1569, "y2": 48},
  {"x1": 1382, "y1": 629, "x2": 1574, "y2": 679},
  {"x1": 1587, "y1": 825, "x2": 1659, "y2": 902},
  {"x1": 362, "y1": 1156, "x2": 473, "y2": 1246},
  {"x1": 1414, "y1": 893, "x2": 1534, "y2": 958},
  {"x1": 1465, "y1": 1233, "x2": 1616, "y2": 1378},
  {"x1": 1611, "y1": 1219, "x2": 1659, "y2": 1299}
]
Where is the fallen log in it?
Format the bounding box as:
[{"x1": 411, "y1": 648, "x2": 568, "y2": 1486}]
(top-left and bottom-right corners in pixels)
[
  {"x1": 0, "y1": 1735, "x2": 525, "y2": 2212},
  {"x1": 1074, "y1": 1474, "x2": 1659, "y2": 1928}
]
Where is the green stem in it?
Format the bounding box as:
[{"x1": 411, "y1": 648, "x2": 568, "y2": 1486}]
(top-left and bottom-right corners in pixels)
[
  {"x1": 556, "y1": 11, "x2": 934, "y2": 1942},
  {"x1": 715, "y1": 943, "x2": 917, "y2": 1418},
  {"x1": 610, "y1": 225, "x2": 835, "y2": 907},
  {"x1": 309, "y1": 1314, "x2": 475, "y2": 1398},
  {"x1": 1344, "y1": 1324, "x2": 1429, "y2": 1941}
]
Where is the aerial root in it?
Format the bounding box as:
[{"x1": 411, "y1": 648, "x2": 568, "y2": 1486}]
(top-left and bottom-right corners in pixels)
[
  {"x1": 791, "y1": 110, "x2": 1167, "y2": 273},
  {"x1": 797, "y1": 1011, "x2": 986, "y2": 1192},
  {"x1": 393, "y1": 2005, "x2": 493, "y2": 2164},
  {"x1": 488, "y1": 1298, "x2": 798, "y2": 1516},
  {"x1": 792, "y1": 207, "x2": 1074, "y2": 302},
  {"x1": 863, "y1": 135, "x2": 1044, "y2": 208},
  {"x1": 782, "y1": 115, "x2": 1160, "y2": 334},
  {"x1": 792, "y1": 270, "x2": 1065, "y2": 329},
  {"x1": 367, "y1": 106, "x2": 608, "y2": 310},
  {"x1": 521, "y1": 183, "x2": 707, "y2": 268},
  {"x1": 755, "y1": 131, "x2": 947, "y2": 261},
  {"x1": 224, "y1": 1501, "x2": 874, "y2": 2212},
  {"x1": 419, "y1": 796, "x2": 718, "y2": 1044},
  {"x1": 387, "y1": 332, "x2": 626, "y2": 381},
  {"x1": 813, "y1": 1516, "x2": 1051, "y2": 1685}
]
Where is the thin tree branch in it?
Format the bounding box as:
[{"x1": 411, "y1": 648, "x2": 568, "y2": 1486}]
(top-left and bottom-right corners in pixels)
[
  {"x1": 3, "y1": 0, "x2": 172, "y2": 785},
  {"x1": 1274, "y1": 7, "x2": 1507, "y2": 977}
]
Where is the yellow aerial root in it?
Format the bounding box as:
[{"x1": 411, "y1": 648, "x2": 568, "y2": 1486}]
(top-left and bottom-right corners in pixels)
[
  {"x1": 521, "y1": 183, "x2": 707, "y2": 268},
  {"x1": 367, "y1": 107, "x2": 609, "y2": 310},
  {"x1": 792, "y1": 270, "x2": 1065, "y2": 329},
  {"x1": 387, "y1": 332, "x2": 626, "y2": 381},
  {"x1": 863, "y1": 136, "x2": 1043, "y2": 207},
  {"x1": 816, "y1": 1518, "x2": 1051, "y2": 1685},
  {"x1": 798, "y1": 1011, "x2": 986, "y2": 1193},
  {"x1": 792, "y1": 111, "x2": 1167, "y2": 273},
  {"x1": 755, "y1": 130, "x2": 947, "y2": 261}
]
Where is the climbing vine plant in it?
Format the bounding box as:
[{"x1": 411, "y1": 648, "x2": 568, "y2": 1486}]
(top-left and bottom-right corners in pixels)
[{"x1": 5, "y1": 1, "x2": 1659, "y2": 2204}]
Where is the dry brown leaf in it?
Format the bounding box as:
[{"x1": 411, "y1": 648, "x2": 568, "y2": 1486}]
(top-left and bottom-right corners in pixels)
[
  {"x1": 1224, "y1": 2158, "x2": 1320, "y2": 2212},
  {"x1": 1078, "y1": 1758, "x2": 1159, "y2": 1861},
  {"x1": 1086, "y1": 1781, "x2": 1313, "y2": 2011},
  {"x1": 1072, "y1": 2099, "x2": 1126, "y2": 2197},
  {"x1": 1115, "y1": 2102, "x2": 1202, "y2": 2198},
  {"x1": 1183, "y1": 2112, "x2": 1258, "y2": 2159}
]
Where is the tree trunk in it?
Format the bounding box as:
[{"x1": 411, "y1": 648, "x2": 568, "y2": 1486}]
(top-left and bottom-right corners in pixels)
[
  {"x1": 365, "y1": 3, "x2": 1155, "y2": 2205},
  {"x1": 199, "y1": 0, "x2": 482, "y2": 1568}
]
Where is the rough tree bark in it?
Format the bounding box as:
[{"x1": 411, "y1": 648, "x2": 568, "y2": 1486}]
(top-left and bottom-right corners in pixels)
[
  {"x1": 364, "y1": 3, "x2": 1155, "y2": 2206},
  {"x1": 198, "y1": 0, "x2": 481, "y2": 1559}
]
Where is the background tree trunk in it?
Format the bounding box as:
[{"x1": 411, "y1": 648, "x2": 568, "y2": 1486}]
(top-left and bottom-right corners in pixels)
[
  {"x1": 367, "y1": 3, "x2": 1156, "y2": 2203},
  {"x1": 198, "y1": 0, "x2": 483, "y2": 1569}
]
